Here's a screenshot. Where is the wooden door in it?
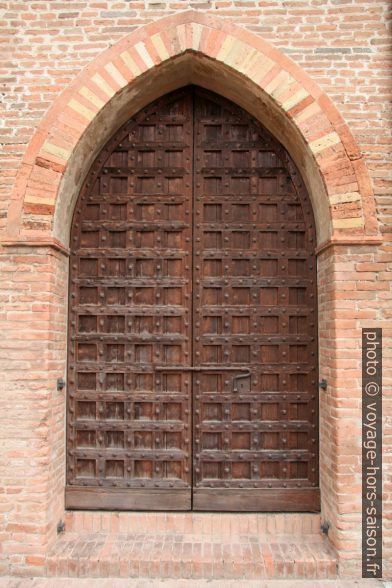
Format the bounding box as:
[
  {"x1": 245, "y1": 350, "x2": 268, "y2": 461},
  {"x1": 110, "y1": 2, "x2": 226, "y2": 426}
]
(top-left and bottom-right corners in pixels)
[
  {"x1": 66, "y1": 86, "x2": 319, "y2": 512},
  {"x1": 66, "y1": 90, "x2": 194, "y2": 510},
  {"x1": 192, "y1": 88, "x2": 318, "y2": 511}
]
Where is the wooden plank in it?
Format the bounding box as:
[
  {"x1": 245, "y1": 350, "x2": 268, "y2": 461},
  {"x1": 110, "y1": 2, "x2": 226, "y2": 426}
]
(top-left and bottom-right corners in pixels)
[
  {"x1": 66, "y1": 487, "x2": 191, "y2": 511},
  {"x1": 193, "y1": 488, "x2": 320, "y2": 512}
]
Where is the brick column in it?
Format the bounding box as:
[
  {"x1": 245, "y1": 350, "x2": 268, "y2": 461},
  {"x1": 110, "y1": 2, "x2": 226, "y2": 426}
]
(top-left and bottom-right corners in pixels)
[
  {"x1": 318, "y1": 243, "x2": 389, "y2": 576},
  {"x1": 0, "y1": 246, "x2": 68, "y2": 575}
]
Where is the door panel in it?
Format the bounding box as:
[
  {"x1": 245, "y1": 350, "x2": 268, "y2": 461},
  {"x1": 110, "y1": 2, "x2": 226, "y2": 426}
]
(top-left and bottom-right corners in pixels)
[
  {"x1": 66, "y1": 86, "x2": 319, "y2": 512},
  {"x1": 192, "y1": 88, "x2": 319, "y2": 511},
  {"x1": 66, "y1": 90, "x2": 194, "y2": 510}
]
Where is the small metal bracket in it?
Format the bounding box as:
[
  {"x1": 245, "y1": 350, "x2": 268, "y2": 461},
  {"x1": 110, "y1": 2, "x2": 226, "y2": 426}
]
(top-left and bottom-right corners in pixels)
[
  {"x1": 57, "y1": 378, "x2": 66, "y2": 392},
  {"x1": 57, "y1": 520, "x2": 65, "y2": 534},
  {"x1": 318, "y1": 379, "x2": 327, "y2": 390},
  {"x1": 321, "y1": 520, "x2": 330, "y2": 535},
  {"x1": 232, "y1": 371, "x2": 251, "y2": 393}
]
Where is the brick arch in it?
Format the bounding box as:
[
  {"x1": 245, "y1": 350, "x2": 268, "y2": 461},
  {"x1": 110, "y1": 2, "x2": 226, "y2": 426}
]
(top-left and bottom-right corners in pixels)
[{"x1": 2, "y1": 10, "x2": 380, "y2": 251}]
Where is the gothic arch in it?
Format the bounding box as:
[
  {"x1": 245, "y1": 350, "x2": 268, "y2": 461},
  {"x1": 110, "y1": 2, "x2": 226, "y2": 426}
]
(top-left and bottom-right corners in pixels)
[{"x1": 2, "y1": 10, "x2": 380, "y2": 252}]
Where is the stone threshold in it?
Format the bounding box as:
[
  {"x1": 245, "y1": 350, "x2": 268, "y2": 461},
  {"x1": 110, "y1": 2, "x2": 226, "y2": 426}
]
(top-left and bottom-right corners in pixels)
[{"x1": 63, "y1": 511, "x2": 323, "y2": 535}]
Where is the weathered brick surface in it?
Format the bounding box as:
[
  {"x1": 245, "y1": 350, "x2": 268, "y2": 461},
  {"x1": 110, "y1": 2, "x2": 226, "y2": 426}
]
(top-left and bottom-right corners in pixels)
[
  {"x1": 63, "y1": 512, "x2": 322, "y2": 536},
  {"x1": 0, "y1": 247, "x2": 67, "y2": 576},
  {"x1": 0, "y1": 10, "x2": 381, "y2": 241},
  {"x1": 0, "y1": 578, "x2": 382, "y2": 588},
  {"x1": 318, "y1": 244, "x2": 391, "y2": 577},
  {"x1": 44, "y1": 528, "x2": 337, "y2": 579},
  {"x1": 1, "y1": 0, "x2": 390, "y2": 238},
  {"x1": 0, "y1": 0, "x2": 390, "y2": 581}
]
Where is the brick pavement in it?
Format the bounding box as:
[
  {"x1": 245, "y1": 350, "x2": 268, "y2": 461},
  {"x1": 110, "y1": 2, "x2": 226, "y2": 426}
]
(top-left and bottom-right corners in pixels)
[
  {"x1": 0, "y1": 577, "x2": 384, "y2": 587},
  {"x1": 44, "y1": 529, "x2": 337, "y2": 579}
]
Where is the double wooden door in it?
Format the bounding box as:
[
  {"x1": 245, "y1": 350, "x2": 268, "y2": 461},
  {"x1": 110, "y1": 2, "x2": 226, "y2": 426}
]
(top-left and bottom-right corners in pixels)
[{"x1": 66, "y1": 86, "x2": 319, "y2": 511}]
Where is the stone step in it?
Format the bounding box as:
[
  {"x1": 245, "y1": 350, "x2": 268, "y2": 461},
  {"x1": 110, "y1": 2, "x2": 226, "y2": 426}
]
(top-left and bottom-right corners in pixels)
[
  {"x1": 47, "y1": 530, "x2": 337, "y2": 579},
  {"x1": 63, "y1": 511, "x2": 322, "y2": 536}
]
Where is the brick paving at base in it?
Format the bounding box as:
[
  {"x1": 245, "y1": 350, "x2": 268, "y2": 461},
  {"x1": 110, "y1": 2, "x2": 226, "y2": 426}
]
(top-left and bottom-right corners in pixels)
[
  {"x1": 0, "y1": 578, "x2": 384, "y2": 588},
  {"x1": 45, "y1": 531, "x2": 337, "y2": 579}
]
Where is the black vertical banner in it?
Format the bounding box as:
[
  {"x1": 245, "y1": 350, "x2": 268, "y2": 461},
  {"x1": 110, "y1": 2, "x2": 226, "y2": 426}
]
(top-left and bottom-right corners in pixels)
[{"x1": 362, "y1": 328, "x2": 382, "y2": 578}]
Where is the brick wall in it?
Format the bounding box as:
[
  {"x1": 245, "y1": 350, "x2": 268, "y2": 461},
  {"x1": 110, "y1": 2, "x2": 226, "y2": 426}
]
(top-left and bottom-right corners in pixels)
[
  {"x1": 0, "y1": 247, "x2": 67, "y2": 575},
  {"x1": 318, "y1": 243, "x2": 391, "y2": 576},
  {"x1": 0, "y1": 0, "x2": 390, "y2": 580},
  {"x1": 1, "y1": 1, "x2": 390, "y2": 233}
]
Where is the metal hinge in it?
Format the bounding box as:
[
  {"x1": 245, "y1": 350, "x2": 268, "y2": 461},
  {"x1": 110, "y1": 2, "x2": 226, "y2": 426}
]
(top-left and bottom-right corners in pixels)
[
  {"x1": 321, "y1": 520, "x2": 330, "y2": 535},
  {"x1": 57, "y1": 520, "x2": 65, "y2": 534},
  {"x1": 318, "y1": 379, "x2": 327, "y2": 390},
  {"x1": 57, "y1": 378, "x2": 66, "y2": 391}
]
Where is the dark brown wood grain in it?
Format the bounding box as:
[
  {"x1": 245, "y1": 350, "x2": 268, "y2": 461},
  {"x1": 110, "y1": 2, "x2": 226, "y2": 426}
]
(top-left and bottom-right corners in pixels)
[
  {"x1": 66, "y1": 86, "x2": 319, "y2": 511},
  {"x1": 193, "y1": 488, "x2": 320, "y2": 512},
  {"x1": 66, "y1": 487, "x2": 191, "y2": 511}
]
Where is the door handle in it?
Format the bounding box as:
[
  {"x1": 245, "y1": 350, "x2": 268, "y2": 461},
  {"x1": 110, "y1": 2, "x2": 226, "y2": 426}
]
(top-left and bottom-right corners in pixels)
[
  {"x1": 154, "y1": 366, "x2": 250, "y2": 373},
  {"x1": 154, "y1": 366, "x2": 251, "y2": 392},
  {"x1": 232, "y1": 370, "x2": 251, "y2": 393}
]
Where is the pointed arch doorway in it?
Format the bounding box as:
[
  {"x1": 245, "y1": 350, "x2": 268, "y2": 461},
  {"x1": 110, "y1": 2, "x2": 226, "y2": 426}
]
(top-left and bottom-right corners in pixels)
[{"x1": 66, "y1": 86, "x2": 319, "y2": 512}]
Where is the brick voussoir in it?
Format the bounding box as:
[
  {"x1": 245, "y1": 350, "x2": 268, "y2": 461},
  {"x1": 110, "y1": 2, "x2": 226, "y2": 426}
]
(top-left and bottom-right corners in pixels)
[{"x1": 5, "y1": 11, "x2": 378, "y2": 242}]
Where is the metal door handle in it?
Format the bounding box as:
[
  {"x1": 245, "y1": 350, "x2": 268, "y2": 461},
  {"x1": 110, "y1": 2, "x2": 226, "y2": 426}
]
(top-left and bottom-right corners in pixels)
[
  {"x1": 232, "y1": 370, "x2": 251, "y2": 393},
  {"x1": 154, "y1": 366, "x2": 250, "y2": 373},
  {"x1": 154, "y1": 366, "x2": 251, "y2": 393}
]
